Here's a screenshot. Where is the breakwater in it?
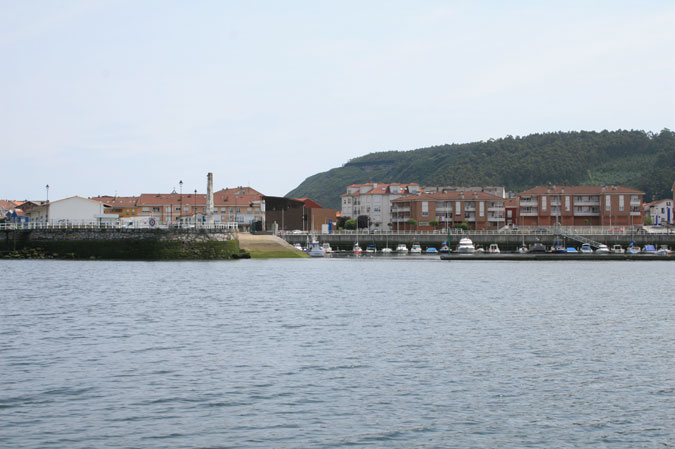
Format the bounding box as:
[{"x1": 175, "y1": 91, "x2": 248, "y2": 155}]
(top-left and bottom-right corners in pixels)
[
  {"x1": 281, "y1": 231, "x2": 675, "y2": 251},
  {"x1": 1, "y1": 228, "x2": 247, "y2": 260}
]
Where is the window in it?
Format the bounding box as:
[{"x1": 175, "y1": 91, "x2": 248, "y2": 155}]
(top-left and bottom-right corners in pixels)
[
  {"x1": 422, "y1": 201, "x2": 429, "y2": 217},
  {"x1": 541, "y1": 196, "x2": 547, "y2": 211},
  {"x1": 565, "y1": 196, "x2": 570, "y2": 211},
  {"x1": 236, "y1": 208, "x2": 241, "y2": 213},
  {"x1": 605, "y1": 195, "x2": 611, "y2": 211},
  {"x1": 619, "y1": 195, "x2": 624, "y2": 211},
  {"x1": 479, "y1": 201, "x2": 484, "y2": 217},
  {"x1": 152, "y1": 207, "x2": 160, "y2": 212}
]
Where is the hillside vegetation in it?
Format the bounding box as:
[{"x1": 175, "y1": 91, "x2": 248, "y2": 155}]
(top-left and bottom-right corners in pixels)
[{"x1": 287, "y1": 129, "x2": 675, "y2": 210}]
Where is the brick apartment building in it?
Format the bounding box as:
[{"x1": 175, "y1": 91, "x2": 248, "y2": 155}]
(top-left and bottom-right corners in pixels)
[
  {"x1": 391, "y1": 191, "x2": 506, "y2": 231},
  {"x1": 515, "y1": 185, "x2": 644, "y2": 227}
]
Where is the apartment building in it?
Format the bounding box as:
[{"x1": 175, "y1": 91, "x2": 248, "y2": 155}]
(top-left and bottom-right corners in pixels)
[
  {"x1": 391, "y1": 191, "x2": 506, "y2": 231},
  {"x1": 422, "y1": 186, "x2": 506, "y2": 198},
  {"x1": 341, "y1": 183, "x2": 420, "y2": 230},
  {"x1": 516, "y1": 185, "x2": 644, "y2": 227}
]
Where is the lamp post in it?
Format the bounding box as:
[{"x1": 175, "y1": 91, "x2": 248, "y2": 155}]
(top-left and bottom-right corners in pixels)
[
  {"x1": 194, "y1": 189, "x2": 197, "y2": 227},
  {"x1": 45, "y1": 184, "x2": 50, "y2": 224},
  {"x1": 179, "y1": 180, "x2": 183, "y2": 226}
]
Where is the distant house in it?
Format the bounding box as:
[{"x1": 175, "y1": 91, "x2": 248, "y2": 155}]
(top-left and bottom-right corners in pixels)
[
  {"x1": 643, "y1": 199, "x2": 673, "y2": 225},
  {"x1": 24, "y1": 196, "x2": 114, "y2": 225},
  {"x1": 294, "y1": 198, "x2": 338, "y2": 232}
]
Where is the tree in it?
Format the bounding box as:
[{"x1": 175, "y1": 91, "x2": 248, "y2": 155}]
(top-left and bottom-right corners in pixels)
[
  {"x1": 407, "y1": 218, "x2": 417, "y2": 231},
  {"x1": 429, "y1": 220, "x2": 439, "y2": 228},
  {"x1": 357, "y1": 215, "x2": 369, "y2": 229},
  {"x1": 345, "y1": 218, "x2": 356, "y2": 230}
]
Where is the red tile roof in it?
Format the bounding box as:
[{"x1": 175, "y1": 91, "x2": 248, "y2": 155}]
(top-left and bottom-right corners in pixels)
[
  {"x1": 393, "y1": 191, "x2": 505, "y2": 202},
  {"x1": 519, "y1": 185, "x2": 644, "y2": 195},
  {"x1": 295, "y1": 198, "x2": 324, "y2": 208}
]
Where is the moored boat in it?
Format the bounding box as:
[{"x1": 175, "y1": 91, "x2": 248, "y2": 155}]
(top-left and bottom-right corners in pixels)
[
  {"x1": 439, "y1": 244, "x2": 450, "y2": 254},
  {"x1": 307, "y1": 240, "x2": 326, "y2": 257},
  {"x1": 595, "y1": 244, "x2": 610, "y2": 254},
  {"x1": 580, "y1": 243, "x2": 593, "y2": 254},
  {"x1": 396, "y1": 243, "x2": 408, "y2": 253},
  {"x1": 456, "y1": 238, "x2": 475, "y2": 254},
  {"x1": 353, "y1": 243, "x2": 363, "y2": 254},
  {"x1": 426, "y1": 247, "x2": 438, "y2": 254},
  {"x1": 410, "y1": 244, "x2": 422, "y2": 254},
  {"x1": 488, "y1": 243, "x2": 500, "y2": 254},
  {"x1": 611, "y1": 245, "x2": 625, "y2": 254},
  {"x1": 365, "y1": 244, "x2": 377, "y2": 253}
]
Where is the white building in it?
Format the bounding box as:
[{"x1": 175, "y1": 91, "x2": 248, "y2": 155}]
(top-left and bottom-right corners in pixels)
[
  {"x1": 644, "y1": 199, "x2": 673, "y2": 225},
  {"x1": 25, "y1": 196, "x2": 115, "y2": 225},
  {"x1": 341, "y1": 183, "x2": 420, "y2": 230}
]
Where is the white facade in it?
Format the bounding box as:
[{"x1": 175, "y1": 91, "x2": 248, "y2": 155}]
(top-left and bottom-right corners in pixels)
[
  {"x1": 341, "y1": 183, "x2": 420, "y2": 230},
  {"x1": 645, "y1": 199, "x2": 673, "y2": 225},
  {"x1": 26, "y1": 196, "x2": 110, "y2": 225}
]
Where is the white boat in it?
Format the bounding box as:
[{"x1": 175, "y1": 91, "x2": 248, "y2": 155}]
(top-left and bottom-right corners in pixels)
[
  {"x1": 656, "y1": 246, "x2": 672, "y2": 256},
  {"x1": 627, "y1": 245, "x2": 641, "y2": 254},
  {"x1": 353, "y1": 243, "x2": 363, "y2": 254},
  {"x1": 307, "y1": 240, "x2": 325, "y2": 257},
  {"x1": 293, "y1": 242, "x2": 303, "y2": 251},
  {"x1": 396, "y1": 243, "x2": 408, "y2": 253},
  {"x1": 321, "y1": 243, "x2": 333, "y2": 254},
  {"x1": 365, "y1": 244, "x2": 377, "y2": 253},
  {"x1": 439, "y1": 244, "x2": 450, "y2": 254},
  {"x1": 410, "y1": 244, "x2": 422, "y2": 254},
  {"x1": 611, "y1": 245, "x2": 625, "y2": 254},
  {"x1": 580, "y1": 243, "x2": 593, "y2": 254},
  {"x1": 595, "y1": 244, "x2": 610, "y2": 254},
  {"x1": 488, "y1": 243, "x2": 500, "y2": 254},
  {"x1": 518, "y1": 246, "x2": 529, "y2": 254},
  {"x1": 456, "y1": 238, "x2": 475, "y2": 254},
  {"x1": 381, "y1": 247, "x2": 393, "y2": 254}
]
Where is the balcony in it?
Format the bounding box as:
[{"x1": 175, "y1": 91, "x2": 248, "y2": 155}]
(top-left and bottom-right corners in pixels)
[
  {"x1": 435, "y1": 207, "x2": 453, "y2": 213},
  {"x1": 630, "y1": 201, "x2": 641, "y2": 207},
  {"x1": 391, "y1": 206, "x2": 410, "y2": 212},
  {"x1": 575, "y1": 200, "x2": 600, "y2": 206},
  {"x1": 520, "y1": 200, "x2": 537, "y2": 207},
  {"x1": 630, "y1": 211, "x2": 641, "y2": 216},
  {"x1": 488, "y1": 206, "x2": 505, "y2": 212},
  {"x1": 520, "y1": 211, "x2": 538, "y2": 216}
]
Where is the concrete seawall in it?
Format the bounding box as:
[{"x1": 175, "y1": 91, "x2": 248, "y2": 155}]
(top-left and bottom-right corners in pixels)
[{"x1": 1, "y1": 228, "x2": 246, "y2": 260}]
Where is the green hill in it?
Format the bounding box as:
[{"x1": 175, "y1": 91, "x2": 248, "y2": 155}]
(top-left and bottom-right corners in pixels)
[{"x1": 287, "y1": 129, "x2": 675, "y2": 210}]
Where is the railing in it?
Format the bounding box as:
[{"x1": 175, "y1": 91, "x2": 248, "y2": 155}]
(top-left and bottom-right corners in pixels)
[
  {"x1": 279, "y1": 225, "x2": 675, "y2": 237},
  {"x1": 0, "y1": 221, "x2": 238, "y2": 231}
]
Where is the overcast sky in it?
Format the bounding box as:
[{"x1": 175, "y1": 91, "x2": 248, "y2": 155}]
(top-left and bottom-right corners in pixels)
[{"x1": 2, "y1": 0, "x2": 674, "y2": 201}]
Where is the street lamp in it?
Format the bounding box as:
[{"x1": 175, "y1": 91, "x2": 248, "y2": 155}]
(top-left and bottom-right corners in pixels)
[
  {"x1": 194, "y1": 189, "x2": 197, "y2": 227},
  {"x1": 179, "y1": 180, "x2": 183, "y2": 224},
  {"x1": 46, "y1": 184, "x2": 49, "y2": 202}
]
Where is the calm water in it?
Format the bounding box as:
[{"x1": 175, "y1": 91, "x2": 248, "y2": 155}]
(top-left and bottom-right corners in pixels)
[{"x1": 1, "y1": 258, "x2": 674, "y2": 448}]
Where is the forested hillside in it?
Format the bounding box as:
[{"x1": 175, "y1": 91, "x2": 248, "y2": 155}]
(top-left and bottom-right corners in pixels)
[{"x1": 287, "y1": 129, "x2": 675, "y2": 210}]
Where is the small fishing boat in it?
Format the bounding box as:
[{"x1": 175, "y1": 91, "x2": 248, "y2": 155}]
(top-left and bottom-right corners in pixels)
[
  {"x1": 410, "y1": 244, "x2": 422, "y2": 254},
  {"x1": 381, "y1": 247, "x2": 393, "y2": 254},
  {"x1": 488, "y1": 243, "x2": 500, "y2": 254},
  {"x1": 439, "y1": 244, "x2": 450, "y2": 254},
  {"x1": 396, "y1": 243, "x2": 408, "y2": 253},
  {"x1": 426, "y1": 247, "x2": 438, "y2": 254},
  {"x1": 353, "y1": 243, "x2": 363, "y2": 254},
  {"x1": 365, "y1": 244, "x2": 377, "y2": 254},
  {"x1": 611, "y1": 245, "x2": 625, "y2": 254}
]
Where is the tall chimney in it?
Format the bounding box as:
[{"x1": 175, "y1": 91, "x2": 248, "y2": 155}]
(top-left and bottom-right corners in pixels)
[{"x1": 206, "y1": 172, "x2": 214, "y2": 224}]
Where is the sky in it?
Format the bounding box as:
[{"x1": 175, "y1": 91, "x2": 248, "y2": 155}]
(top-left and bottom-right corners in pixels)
[{"x1": 2, "y1": 0, "x2": 674, "y2": 201}]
